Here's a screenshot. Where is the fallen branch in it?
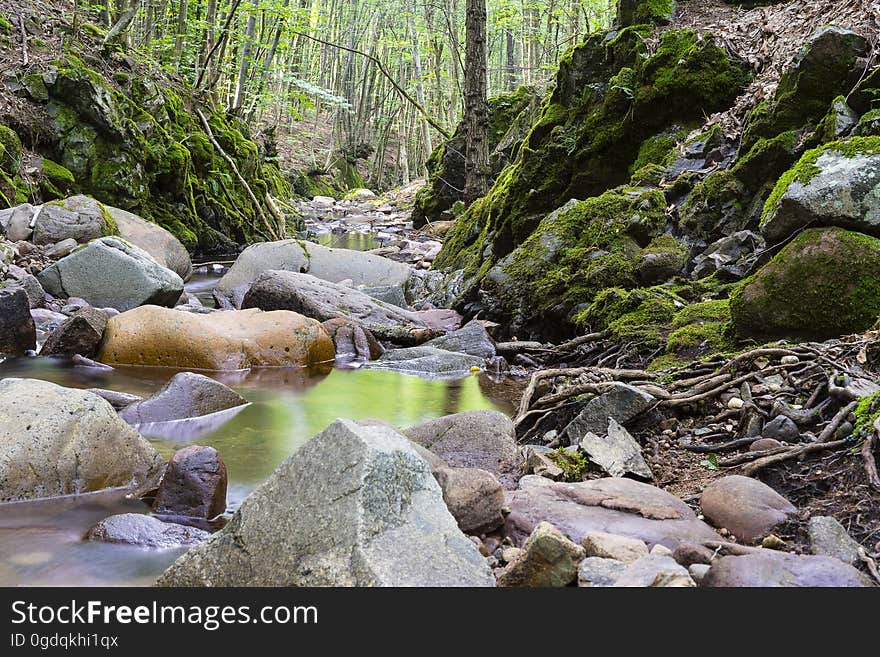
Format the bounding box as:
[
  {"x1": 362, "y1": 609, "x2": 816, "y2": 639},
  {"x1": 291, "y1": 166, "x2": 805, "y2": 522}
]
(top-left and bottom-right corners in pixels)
[{"x1": 865, "y1": 421, "x2": 880, "y2": 492}]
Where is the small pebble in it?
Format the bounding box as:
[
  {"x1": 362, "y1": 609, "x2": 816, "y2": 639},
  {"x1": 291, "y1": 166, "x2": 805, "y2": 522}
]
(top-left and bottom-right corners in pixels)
[
  {"x1": 780, "y1": 355, "x2": 800, "y2": 365},
  {"x1": 727, "y1": 397, "x2": 744, "y2": 410},
  {"x1": 761, "y1": 534, "x2": 786, "y2": 550}
]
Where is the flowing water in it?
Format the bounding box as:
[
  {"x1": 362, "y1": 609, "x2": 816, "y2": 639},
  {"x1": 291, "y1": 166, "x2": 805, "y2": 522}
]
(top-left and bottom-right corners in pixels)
[{"x1": 0, "y1": 270, "x2": 520, "y2": 586}]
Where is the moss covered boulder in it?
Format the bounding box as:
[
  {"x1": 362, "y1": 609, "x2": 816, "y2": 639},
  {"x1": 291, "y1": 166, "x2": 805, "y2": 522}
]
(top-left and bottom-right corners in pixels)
[
  {"x1": 730, "y1": 227, "x2": 880, "y2": 340},
  {"x1": 98, "y1": 306, "x2": 335, "y2": 370},
  {"x1": 475, "y1": 188, "x2": 667, "y2": 338},
  {"x1": 760, "y1": 137, "x2": 880, "y2": 244}
]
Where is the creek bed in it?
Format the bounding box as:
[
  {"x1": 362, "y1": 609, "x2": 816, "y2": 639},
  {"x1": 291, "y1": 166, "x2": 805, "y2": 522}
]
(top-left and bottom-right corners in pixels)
[{"x1": 0, "y1": 341, "x2": 517, "y2": 586}]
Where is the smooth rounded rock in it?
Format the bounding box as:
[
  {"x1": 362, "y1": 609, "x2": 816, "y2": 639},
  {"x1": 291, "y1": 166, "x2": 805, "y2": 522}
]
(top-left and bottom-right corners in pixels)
[
  {"x1": 700, "y1": 475, "x2": 796, "y2": 544},
  {"x1": 97, "y1": 305, "x2": 335, "y2": 370}
]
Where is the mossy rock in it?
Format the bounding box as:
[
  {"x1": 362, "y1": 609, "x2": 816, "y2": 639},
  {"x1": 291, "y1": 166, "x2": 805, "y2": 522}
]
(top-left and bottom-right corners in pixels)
[
  {"x1": 577, "y1": 285, "x2": 682, "y2": 351},
  {"x1": 0, "y1": 125, "x2": 22, "y2": 174},
  {"x1": 477, "y1": 188, "x2": 666, "y2": 338},
  {"x1": 856, "y1": 109, "x2": 880, "y2": 137},
  {"x1": 760, "y1": 136, "x2": 880, "y2": 244},
  {"x1": 617, "y1": 0, "x2": 676, "y2": 27},
  {"x1": 638, "y1": 234, "x2": 687, "y2": 284},
  {"x1": 730, "y1": 226, "x2": 880, "y2": 340}
]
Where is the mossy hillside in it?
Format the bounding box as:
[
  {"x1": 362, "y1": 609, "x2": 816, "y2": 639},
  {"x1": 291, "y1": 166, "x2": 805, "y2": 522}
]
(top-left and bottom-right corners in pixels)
[
  {"x1": 730, "y1": 226, "x2": 880, "y2": 340},
  {"x1": 479, "y1": 188, "x2": 667, "y2": 337},
  {"x1": 435, "y1": 28, "x2": 748, "y2": 275},
  {"x1": 742, "y1": 28, "x2": 868, "y2": 151},
  {"x1": 412, "y1": 86, "x2": 539, "y2": 227},
  {"x1": 35, "y1": 54, "x2": 291, "y2": 253},
  {"x1": 760, "y1": 136, "x2": 880, "y2": 237}
]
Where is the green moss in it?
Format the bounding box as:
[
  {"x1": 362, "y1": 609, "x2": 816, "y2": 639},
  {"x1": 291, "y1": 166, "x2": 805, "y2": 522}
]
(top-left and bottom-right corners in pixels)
[
  {"x1": 549, "y1": 448, "x2": 588, "y2": 482},
  {"x1": 630, "y1": 133, "x2": 677, "y2": 173},
  {"x1": 854, "y1": 391, "x2": 880, "y2": 436},
  {"x1": 0, "y1": 13, "x2": 11, "y2": 33},
  {"x1": 857, "y1": 109, "x2": 880, "y2": 137},
  {"x1": 742, "y1": 30, "x2": 867, "y2": 150},
  {"x1": 671, "y1": 299, "x2": 730, "y2": 328},
  {"x1": 41, "y1": 158, "x2": 75, "y2": 186},
  {"x1": 730, "y1": 226, "x2": 880, "y2": 340},
  {"x1": 0, "y1": 125, "x2": 22, "y2": 174},
  {"x1": 577, "y1": 285, "x2": 681, "y2": 351},
  {"x1": 665, "y1": 321, "x2": 734, "y2": 354},
  {"x1": 113, "y1": 72, "x2": 131, "y2": 85}
]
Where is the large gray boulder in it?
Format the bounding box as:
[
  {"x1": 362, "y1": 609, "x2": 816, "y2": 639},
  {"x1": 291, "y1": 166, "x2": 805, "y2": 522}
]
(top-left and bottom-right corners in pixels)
[
  {"x1": 807, "y1": 516, "x2": 864, "y2": 565},
  {"x1": 404, "y1": 410, "x2": 521, "y2": 489},
  {"x1": 119, "y1": 372, "x2": 247, "y2": 425},
  {"x1": 362, "y1": 346, "x2": 485, "y2": 377},
  {"x1": 0, "y1": 378, "x2": 163, "y2": 502},
  {"x1": 31, "y1": 195, "x2": 115, "y2": 245},
  {"x1": 505, "y1": 476, "x2": 720, "y2": 550},
  {"x1": 761, "y1": 140, "x2": 880, "y2": 244},
  {"x1": 108, "y1": 206, "x2": 193, "y2": 281},
  {"x1": 156, "y1": 419, "x2": 494, "y2": 586},
  {"x1": 214, "y1": 239, "x2": 412, "y2": 308},
  {"x1": 37, "y1": 237, "x2": 184, "y2": 311},
  {"x1": 703, "y1": 552, "x2": 873, "y2": 587},
  {"x1": 242, "y1": 270, "x2": 435, "y2": 345}
]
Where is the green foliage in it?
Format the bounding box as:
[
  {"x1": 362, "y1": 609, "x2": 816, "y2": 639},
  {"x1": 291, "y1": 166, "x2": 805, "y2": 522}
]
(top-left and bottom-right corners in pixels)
[{"x1": 549, "y1": 448, "x2": 588, "y2": 482}]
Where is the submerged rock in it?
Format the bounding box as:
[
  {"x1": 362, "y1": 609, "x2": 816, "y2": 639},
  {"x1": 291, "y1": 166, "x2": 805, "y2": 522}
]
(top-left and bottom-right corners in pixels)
[
  {"x1": 242, "y1": 270, "x2": 435, "y2": 345},
  {"x1": 37, "y1": 237, "x2": 184, "y2": 311},
  {"x1": 85, "y1": 513, "x2": 210, "y2": 549},
  {"x1": 0, "y1": 379, "x2": 163, "y2": 502},
  {"x1": 97, "y1": 305, "x2": 335, "y2": 370},
  {"x1": 362, "y1": 346, "x2": 485, "y2": 377},
  {"x1": 119, "y1": 372, "x2": 246, "y2": 424},
  {"x1": 700, "y1": 475, "x2": 796, "y2": 544},
  {"x1": 0, "y1": 288, "x2": 36, "y2": 355},
  {"x1": 424, "y1": 319, "x2": 497, "y2": 358},
  {"x1": 156, "y1": 419, "x2": 494, "y2": 586},
  {"x1": 214, "y1": 239, "x2": 412, "y2": 308}
]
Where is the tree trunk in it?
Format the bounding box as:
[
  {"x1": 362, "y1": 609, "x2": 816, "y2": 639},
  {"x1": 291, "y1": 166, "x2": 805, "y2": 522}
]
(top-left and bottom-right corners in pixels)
[
  {"x1": 232, "y1": 0, "x2": 259, "y2": 113},
  {"x1": 406, "y1": 9, "x2": 433, "y2": 170},
  {"x1": 463, "y1": 0, "x2": 488, "y2": 204}
]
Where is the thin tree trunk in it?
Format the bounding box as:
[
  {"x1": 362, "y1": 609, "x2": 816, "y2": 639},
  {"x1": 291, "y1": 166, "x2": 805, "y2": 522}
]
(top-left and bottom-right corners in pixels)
[
  {"x1": 406, "y1": 9, "x2": 433, "y2": 168},
  {"x1": 463, "y1": 0, "x2": 488, "y2": 203},
  {"x1": 232, "y1": 0, "x2": 259, "y2": 112}
]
